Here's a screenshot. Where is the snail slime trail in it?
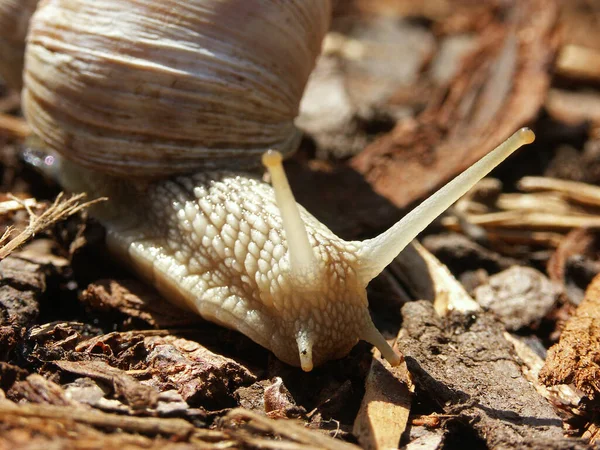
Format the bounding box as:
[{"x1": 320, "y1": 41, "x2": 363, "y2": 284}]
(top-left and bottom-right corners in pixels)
[{"x1": 19, "y1": 0, "x2": 536, "y2": 369}]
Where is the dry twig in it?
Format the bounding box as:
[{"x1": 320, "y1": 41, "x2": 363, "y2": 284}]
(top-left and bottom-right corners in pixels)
[
  {"x1": 0, "y1": 112, "x2": 30, "y2": 139},
  {"x1": 0, "y1": 192, "x2": 106, "y2": 260}
]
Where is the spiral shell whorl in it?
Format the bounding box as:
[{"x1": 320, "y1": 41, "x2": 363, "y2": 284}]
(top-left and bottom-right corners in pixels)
[{"x1": 23, "y1": 0, "x2": 332, "y2": 177}]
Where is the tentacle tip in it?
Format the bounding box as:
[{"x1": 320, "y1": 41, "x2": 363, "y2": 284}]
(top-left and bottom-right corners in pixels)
[
  {"x1": 262, "y1": 149, "x2": 283, "y2": 169},
  {"x1": 297, "y1": 332, "x2": 314, "y2": 372},
  {"x1": 518, "y1": 127, "x2": 535, "y2": 145},
  {"x1": 386, "y1": 350, "x2": 403, "y2": 367},
  {"x1": 300, "y1": 351, "x2": 314, "y2": 372}
]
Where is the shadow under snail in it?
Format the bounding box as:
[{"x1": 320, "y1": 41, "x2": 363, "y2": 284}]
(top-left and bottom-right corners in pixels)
[{"x1": 15, "y1": 0, "x2": 535, "y2": 371}]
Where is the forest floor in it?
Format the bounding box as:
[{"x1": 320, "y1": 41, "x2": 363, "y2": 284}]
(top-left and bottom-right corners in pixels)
[{"x1": 0, "y1": 1, "x2": 599, "y2": 449}]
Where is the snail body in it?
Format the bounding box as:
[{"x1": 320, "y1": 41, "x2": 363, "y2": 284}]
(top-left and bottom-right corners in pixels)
[{"x1": 20, "y1": 0, "x2": 535, "y2": 370}]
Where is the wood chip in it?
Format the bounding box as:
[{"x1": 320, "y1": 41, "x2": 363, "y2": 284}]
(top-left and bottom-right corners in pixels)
[
  {"x1": 54, "y1": 360, "x2": 159, "y2": 411},
  {"x1": 398, "y1": 301, "x2": 572, "y2": 449},
  {"x1": 143, "y1": 335, "x2": 257, "y2": 408},
  {"x1": 353, "y1": 351, "x2": 413, "y2": 450},
  {"x1": 518, "y1": 176, "x2": 600, "y2": 208},
  {"x1": 0, "y1": 256, "x2": 46, "y2": 328},
  {"x1": 546, "y1": 88, "x2": 600, "y2": 126},
  {"x1": 412, "y1": 242, "x2": 480, "y2": 315},
  {"x1": 556, "y1": 44, "x2": 600, "y2": 81},
  {"x1": 540, "y1": 273, "x2": 600, "y2": 402}
]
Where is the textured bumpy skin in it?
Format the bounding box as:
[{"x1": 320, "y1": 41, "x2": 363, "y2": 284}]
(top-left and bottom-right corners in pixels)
[{"x1": 59, "y1": 161, "x2": 372, "y2": 368}]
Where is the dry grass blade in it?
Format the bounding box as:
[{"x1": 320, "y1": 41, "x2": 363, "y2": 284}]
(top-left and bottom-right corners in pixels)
[
  {"x1": 0, "y1": 400, "x2": 196, "y2": 438},
  {"x1": 0, "y1": 197, "x2": 38, "y2": 215},
  {"x1": 442, "y1": 212, "x2": 600, "y2": 230},
  {"x1": 0, "y1": 192, "x2": 106, "y2": 260},
  {"x1": 0, "y1": 226, "x2": 13, "y2": 247},
  {"x1": 518, "y1": 176, "x2": 600, "y2": 208},
  {"x1": 0, "y1": 112, "x2": 31, "y2": 139}
]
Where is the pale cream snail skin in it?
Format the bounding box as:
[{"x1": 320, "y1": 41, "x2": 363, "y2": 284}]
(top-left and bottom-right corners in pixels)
[{"x1": 19, "y1": 0, "x2": 536, "y2": 371}]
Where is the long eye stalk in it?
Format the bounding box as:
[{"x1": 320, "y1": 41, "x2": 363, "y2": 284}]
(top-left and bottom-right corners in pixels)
[
  {"x1": 263, "y1": 150, "x2": 318, "y2": 282},
  {"x1": 357, "y1": 128, "x2": 535, "y2": 284}
]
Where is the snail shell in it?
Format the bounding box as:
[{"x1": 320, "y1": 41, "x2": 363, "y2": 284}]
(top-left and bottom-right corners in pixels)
[
  {"x1": 23, "y1": 0, "x2": 331, "y2": 177},
  {"x1": 0, "y1": 0, "x2": 38, "y2": 89}
]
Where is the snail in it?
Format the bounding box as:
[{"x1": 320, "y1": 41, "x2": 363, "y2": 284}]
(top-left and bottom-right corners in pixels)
[{"x1": 18, "y1": 0, "x2": 535, "y2": 371}]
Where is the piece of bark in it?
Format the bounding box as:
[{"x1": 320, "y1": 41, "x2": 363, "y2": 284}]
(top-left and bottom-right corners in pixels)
[
  {"x1": 0, "y1": 325, "x2": 23, "y2": 360},
  {"x1": 547, "y1": 228, "x2": 600, "y2": 305},
  {"x1": 519, "y1": 176, "x2": 600, "y2": 209},
  {"x1": 7, "y1": 373, "x2": 74, "y2": 407},
  {"x1": 473, "y1": 267, "x2": 557, "y2": 330},
  {"x1": 0, "y1": 257, "x2": 45, "y2": 328},
  {"x1": 0, "y1": 413, "x2": 204, "y2": 450},
  {"x1": 72, "y1": 330, "x2": 258, "y2": 411},
  {"x1": 558, "y1": 0, "x2": 600, "y2": 51},
  {"x1": 223, "y1": 408, "x2": 360, "y2": 450},
  {"x1": 80, "y1": 279, "x2": 205, "y2": 329},
  {"x1": 24, "y1": 322, "x2": 103, "y2": 365},
  {"x1": 14, "y1": 239, "x2": 70, "y2": 271},
  {"x1": 504, "y1": 333, "x2": 582, "y2": 414},
  {"x1": 353, "y1": 351, "x2": 413, "y2": 450},
  {"x1": 540, "y1": 273, "x2": 600, "y2": 405},
  {"x1": 2, "y1": 398, "x2": 356, "y2": 450},
  {"x1": 0, "y1": 361, "x2": 27, "y2": 392},
  {"x1": 298, "y1": 17, "x2": 435, "y2": 160},
  {"x1": 54, "y1": 360, "x2": 159, "y2": 411},
  {"x1": 263, "y1": 377, "x2": 305, "y2": 419},
  {"x1": 62, "y1": 377, "x2": 122, "y2": 411},
  {"x1": 351, "y1": 0, "x2": 557, "y2": 209},
  {"x1": 582, "y1": 419, "x2": 600, "y2": 446},
  {"x1": 143, "y1": 335, "x2": 256, "y2": 409},
  {"x1": 234, "y1": 380, "x2": 272, "y2": 414},
  {"x1": 397, "y1": 301, "x2": 577, "y2": 449},
  {"x1": 0, "y1": 399, "x2": 196, "y2": 439}
]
